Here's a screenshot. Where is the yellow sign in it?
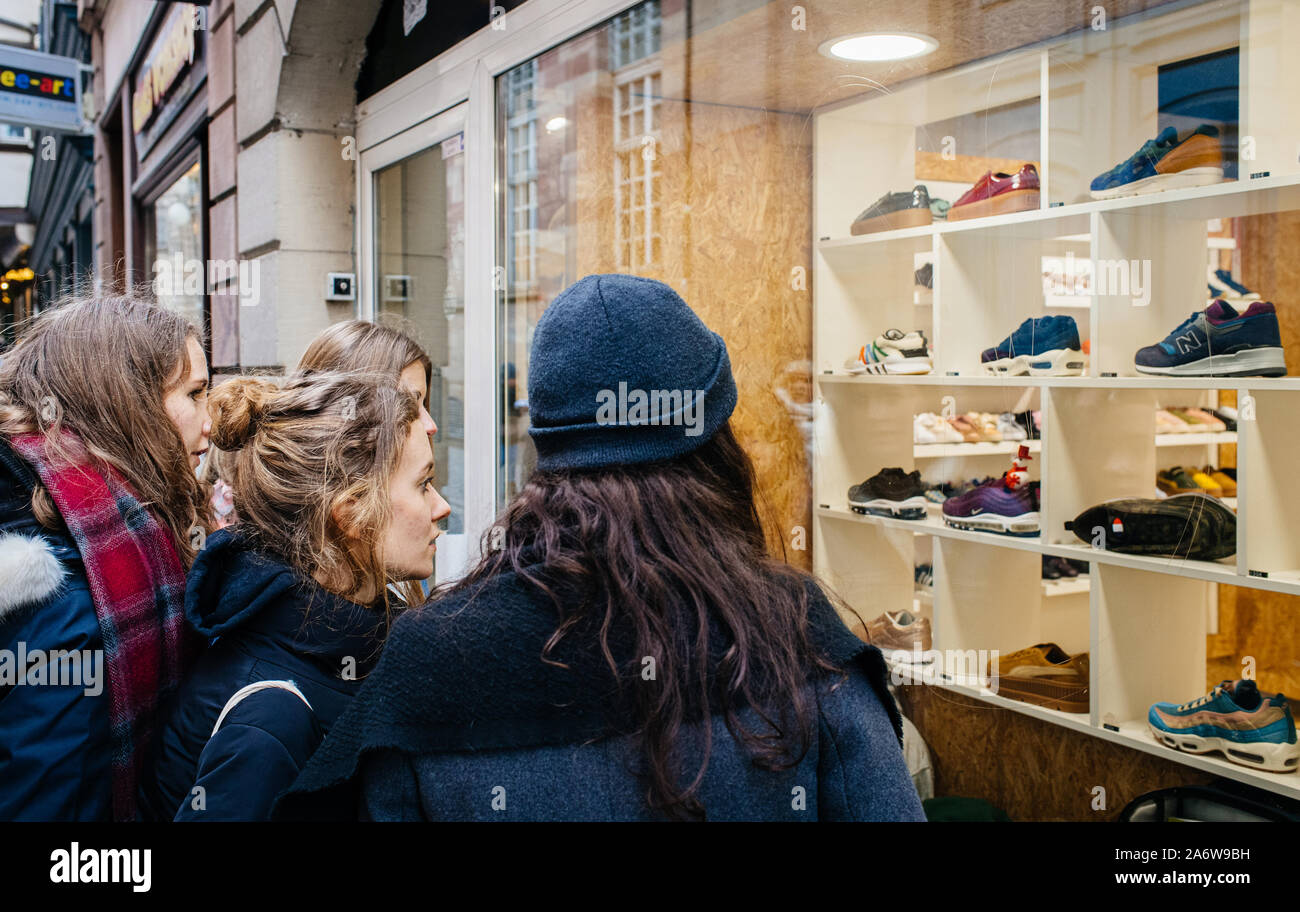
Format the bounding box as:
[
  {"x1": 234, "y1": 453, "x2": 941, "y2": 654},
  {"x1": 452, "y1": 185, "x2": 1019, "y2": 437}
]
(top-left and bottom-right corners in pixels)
[{"x1": 131, "y1": 5, "x2": 196, "y2": 134}]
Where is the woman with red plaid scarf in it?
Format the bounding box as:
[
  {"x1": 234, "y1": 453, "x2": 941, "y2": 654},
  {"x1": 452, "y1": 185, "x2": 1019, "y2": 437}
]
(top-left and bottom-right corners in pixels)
[{"x1": 0, "y1": 296, "x2": 212, "y2": 822}]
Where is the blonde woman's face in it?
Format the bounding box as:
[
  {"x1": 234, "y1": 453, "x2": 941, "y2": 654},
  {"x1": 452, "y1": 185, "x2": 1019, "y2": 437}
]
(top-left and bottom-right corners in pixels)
[
  {"x1": 399, "y1": 361, "x2": 437, "y2": 437},
  {"x1": 383, "y1": 419, "x2": 451, "y2": 582},
  {"x1": 163, "y1": 337, "x2": 212, "y2": 470}
]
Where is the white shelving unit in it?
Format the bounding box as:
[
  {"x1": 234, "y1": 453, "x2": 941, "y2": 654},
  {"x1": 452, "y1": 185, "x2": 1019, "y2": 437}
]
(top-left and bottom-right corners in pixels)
[{"x1": 812, "y1": 0, "x2": 1300, "y2": 799}]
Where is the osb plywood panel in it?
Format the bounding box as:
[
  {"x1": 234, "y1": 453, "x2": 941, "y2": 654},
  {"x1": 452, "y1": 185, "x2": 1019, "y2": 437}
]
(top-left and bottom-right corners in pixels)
[
  {"x1": 896, "y1": 686, "x2": 1215, "y2": 821},
  {"x1": 572, "y1": 39, "x2": 815, "y2": 568},
  {"x1": 915, "y1": 151, "x2": 1040, "y2": 184}
]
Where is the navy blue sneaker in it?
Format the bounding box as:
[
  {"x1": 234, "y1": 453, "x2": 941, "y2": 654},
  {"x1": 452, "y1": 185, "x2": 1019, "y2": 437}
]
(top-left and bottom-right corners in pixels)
[
  {"x1": 1135, "y1": 299, "x2": 1287, "y2": 377},
  {"x1": 1210, "y1": 267, "x2": 1261, "y2": 300},
  {"x1": 981, "y1": 315, "x2": 1086, "y2": 376}
]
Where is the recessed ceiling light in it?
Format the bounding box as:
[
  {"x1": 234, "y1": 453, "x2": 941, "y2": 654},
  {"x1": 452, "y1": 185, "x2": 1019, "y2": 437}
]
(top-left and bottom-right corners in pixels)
[{"x1": 819, "y1": 32, "x2": 938, "y2": 62}]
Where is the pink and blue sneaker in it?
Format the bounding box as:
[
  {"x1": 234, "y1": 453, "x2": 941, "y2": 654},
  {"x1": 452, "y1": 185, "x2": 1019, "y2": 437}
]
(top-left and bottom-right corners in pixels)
[{"x1": 1149, "y1": 679, "x2": 1300, "y2": 773}]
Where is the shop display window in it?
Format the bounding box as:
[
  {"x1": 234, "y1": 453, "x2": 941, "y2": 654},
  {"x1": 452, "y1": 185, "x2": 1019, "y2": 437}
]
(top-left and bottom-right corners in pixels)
[{"x1": 145, "y1": 160, "x2": 204, "y2": 332}]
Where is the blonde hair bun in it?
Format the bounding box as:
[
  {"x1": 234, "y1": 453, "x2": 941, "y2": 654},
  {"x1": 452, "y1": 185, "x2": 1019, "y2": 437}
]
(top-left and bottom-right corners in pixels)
[{"x1": 209, "y1": 376, "x2": 279, "y2": 450}]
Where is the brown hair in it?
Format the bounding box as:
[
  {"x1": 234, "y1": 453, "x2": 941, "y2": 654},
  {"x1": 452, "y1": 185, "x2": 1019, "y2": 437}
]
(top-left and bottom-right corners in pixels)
[
  {"x1": 0, "y1": 295, "x2": 209, "y2": 565},
  {"x1": 207, "y1": 372, "x2": 419, "y2": 612},
  {"x1": 451, "y1": 422, "x2": 843, "y2": 820},
  {"x1": 298, "y1": 319, "x2": 432, "y2": 410},
  {"x1": 297, "y1": 318, "x2": 433, "y2": 606}
]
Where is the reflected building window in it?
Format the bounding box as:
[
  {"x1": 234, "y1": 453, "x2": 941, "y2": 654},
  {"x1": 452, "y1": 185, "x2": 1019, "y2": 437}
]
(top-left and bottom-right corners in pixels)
[{"x1": 612, "y1": 1, "x2": 661, "y2": 270}]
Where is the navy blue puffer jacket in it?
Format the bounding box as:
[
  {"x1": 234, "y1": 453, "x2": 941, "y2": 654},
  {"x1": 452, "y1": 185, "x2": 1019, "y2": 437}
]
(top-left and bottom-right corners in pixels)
[
  {"x1": 139, "y1": 528, "x2": 392, "y2": 821},
  {"x1": 0, "y1": 439, "x2": 111, "y2": 821}
]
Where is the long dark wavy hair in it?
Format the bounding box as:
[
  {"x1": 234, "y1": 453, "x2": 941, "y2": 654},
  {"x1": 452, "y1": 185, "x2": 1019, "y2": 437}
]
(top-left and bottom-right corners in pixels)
[{"x1": 448, "y1": 421, "x2": 846, "y2": 819}]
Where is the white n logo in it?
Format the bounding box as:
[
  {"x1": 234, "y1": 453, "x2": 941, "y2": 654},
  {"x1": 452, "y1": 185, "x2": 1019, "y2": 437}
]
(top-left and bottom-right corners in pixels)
[{"x1": 1175, "y1": 332, "x2": 1201, "y2": 354}]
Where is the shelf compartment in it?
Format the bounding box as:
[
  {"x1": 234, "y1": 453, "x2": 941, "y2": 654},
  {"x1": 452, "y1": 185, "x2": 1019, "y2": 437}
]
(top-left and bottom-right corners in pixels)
[
  {"x1": 817, "y1": 373, "x2": 1300, "y2": 391},
  {"x1": 912, "y1": 431, "x2": 1236, "y2": 458},
  {"x1": 817, "y1": 506, "x2": 1299, "y2": 595},
  {"x1": 1238, "y1": 388, "x2": 1300, "y2": 581}
]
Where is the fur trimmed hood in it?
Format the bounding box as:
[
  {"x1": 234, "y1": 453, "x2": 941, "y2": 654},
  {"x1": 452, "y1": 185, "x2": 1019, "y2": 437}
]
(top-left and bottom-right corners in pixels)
[{"x1": 0, "y1": 532, "x2": 67, "y2": 619}]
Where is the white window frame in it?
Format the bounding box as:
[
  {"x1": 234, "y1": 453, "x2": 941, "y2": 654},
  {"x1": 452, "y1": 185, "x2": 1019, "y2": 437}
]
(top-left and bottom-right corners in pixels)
[{"x1": 352, "y1": 0, "x2": 648, "y2": 571}]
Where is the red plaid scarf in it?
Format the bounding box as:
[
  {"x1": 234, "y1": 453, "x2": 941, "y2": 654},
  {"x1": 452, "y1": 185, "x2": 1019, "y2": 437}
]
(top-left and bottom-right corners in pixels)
[{"x1": 9, "y1": 430, "x2": 199, "y2": 821}]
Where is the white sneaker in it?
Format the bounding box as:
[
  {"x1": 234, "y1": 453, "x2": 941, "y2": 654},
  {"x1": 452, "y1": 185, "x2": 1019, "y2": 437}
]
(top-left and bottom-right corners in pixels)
[
  {"x1": 860, "y1": 329, "x2": 932, "y2": 375},
  {"x1": 916, "y1": 412, "x2": 962, "y2": 444},
  {"x1": 996, "y1": 412, "x2": 1027, "y2": 441}
]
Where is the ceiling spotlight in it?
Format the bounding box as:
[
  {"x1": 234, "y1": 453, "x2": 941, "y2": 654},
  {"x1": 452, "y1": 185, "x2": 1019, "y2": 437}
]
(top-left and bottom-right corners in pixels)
[{"x1": 819, "y1": 32, "x2": 938, "y2": 62}]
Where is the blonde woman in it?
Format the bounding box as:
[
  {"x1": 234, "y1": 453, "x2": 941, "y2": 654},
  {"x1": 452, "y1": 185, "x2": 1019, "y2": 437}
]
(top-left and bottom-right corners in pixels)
[
  {"x1": 139, "y1": 372, "x2": 449, "y2": 821},
  {"x1": 0, "y1": 296, "x2": 211, "y2": 822}
]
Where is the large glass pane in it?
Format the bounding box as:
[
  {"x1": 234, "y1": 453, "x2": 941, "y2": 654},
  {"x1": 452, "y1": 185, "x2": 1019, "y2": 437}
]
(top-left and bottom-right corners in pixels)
[
  {"x1": 147, "y1": 161, "x2": 204, "y2": 330},
  {"x1": 375, "y1": 138, "x2": 466, "y2": 550}
]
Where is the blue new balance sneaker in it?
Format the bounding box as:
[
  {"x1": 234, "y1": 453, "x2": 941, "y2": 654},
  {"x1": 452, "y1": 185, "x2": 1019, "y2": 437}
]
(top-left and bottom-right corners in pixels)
[
  {"x1": 1149, "y1": 679, "x2": 1300, "y2": 773},
  {"x1": 981, "y1": 315, "x2": 1086, "y2": 376},
  {"x1": 1135, "y1": 299, "x2": 1287, "y2": 377}
]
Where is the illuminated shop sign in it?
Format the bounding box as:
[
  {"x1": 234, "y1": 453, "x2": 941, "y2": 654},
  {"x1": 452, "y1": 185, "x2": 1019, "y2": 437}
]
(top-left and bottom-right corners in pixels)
[
  {"x1": 132, "y1": 4, "x2": 198, "y2": 135},
  {"x1": 0, "y1": 45, "x2": 85, "y2": 134}
]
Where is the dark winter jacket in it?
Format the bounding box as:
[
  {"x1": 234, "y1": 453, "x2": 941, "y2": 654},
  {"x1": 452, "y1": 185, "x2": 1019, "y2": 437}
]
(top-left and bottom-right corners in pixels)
[
  {"x1": 0, "y1": 439, "x2": 112, "y2": 821},
  {"x1": 277, "y1": 569, "x2": 925, "y2": 822},
  {"x1": 139, "y1": 528, "x2": 392, "y2": 821}
]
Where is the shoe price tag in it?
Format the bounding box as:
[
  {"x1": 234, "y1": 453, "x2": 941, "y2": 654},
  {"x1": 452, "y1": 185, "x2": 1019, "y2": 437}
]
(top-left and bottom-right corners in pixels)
[
  {"x1": 1111, "y1": 518, "x2": 1125, "y2": 534},
  {"x1": 1249, "y1": 569, "x2": 1269, "y2": 578}
]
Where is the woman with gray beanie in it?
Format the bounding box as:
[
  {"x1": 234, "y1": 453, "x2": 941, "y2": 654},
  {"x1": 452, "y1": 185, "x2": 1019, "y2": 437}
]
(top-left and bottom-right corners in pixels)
[{"x1": 276, "y1": 273, "x2": 924, "y2": 821}]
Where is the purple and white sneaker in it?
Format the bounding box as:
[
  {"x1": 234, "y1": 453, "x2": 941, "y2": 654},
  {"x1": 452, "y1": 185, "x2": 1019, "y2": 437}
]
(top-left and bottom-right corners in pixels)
[{"x1": 941, "y1": 477, "x2": 1040, "y2": 536}]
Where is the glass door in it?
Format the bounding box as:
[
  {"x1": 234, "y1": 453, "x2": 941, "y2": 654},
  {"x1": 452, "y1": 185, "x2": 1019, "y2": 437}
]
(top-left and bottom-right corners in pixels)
[{"x1": 364, "y1": 109, "x2": 467, "y2": 583}]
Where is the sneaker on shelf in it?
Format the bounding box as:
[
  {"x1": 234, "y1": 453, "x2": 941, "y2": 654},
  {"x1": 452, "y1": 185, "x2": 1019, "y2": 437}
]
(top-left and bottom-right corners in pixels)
[
  {"x1": 914, "y1": 262, "x2": 933, "y2": 289},
  {"x1": 941, "y1": 446, "x2": 1040, "y2": 536},
  {"x1": 929, "y1": 198, "x2": 951, "y2": 221},
  {"x1": 922, "y1": 481, "x2": 953, "y2": 504},
  {"x1": 1064, "y1": 492, "x2": 1236, "y2": 560},
  {"x1": 967, "y1": 411, "x2": 1002, "y2": 442},
  {"x1": 1156, "y1": 466, "x2": 1209, "y2": 496},
  {"x1": 948, "y1": 164, "x2": 1040, "y2": 221},
  {"x1": 1210, "y1": 407, "x2": 1238, "y2": 431},
  {"x1": 914, "y1": 562, "x2": 934, "y2": 588},
  {"x1": 1041, "y1": 554, "x2": 1063, "y2": 580},
  {"x1": 1204, "y1": 466, "x2": 1237, "y2": 497},
  {"x1": 981, "y1": 315, "x2": 1086, "y2": 377},
  {"x1": 1148, "y1": 680, "x2": 1300, "y2": 774},
  {"x1": 848, "y1": 467, "x2": 927, "y2": 519},
  {"x1": 850, "y1": 185, "x2": 933, "y2": 235},
  {"x1": 1208, "y1": 266, "x2": 1261, "y2": 301},
  {"x1": 915, "y1": 412, "x2": 964, "y2": 444},
  {"x1": 993, "y1": 643, "x2": 1090, "y2": 713},
  {"x1": 854, "y1": 329, "x2": 933, "y2": 375},
  {"x1": 1155, "y1": 408, "x2": 1193, "y2": 434},
  {"x1": 1089, "y1": 125, "x2": 1222, "y2": 200},
  {"x1": 996, "y1": 411, "x2": 1028, "y2": 441},
  {"x1": 947, "y1": 414, "x2": 983, "y2": 443},
  {"x1": 864, "y1": 609, "x2": 933, "y2": 655},
  {"x1": 1135, "y1": 300, "x2": 1287, "y2": 377},
  {"x1": 1050, "y1": 556, "x2": 1079, "y2": 578},
  {"x1": 1168, "y1": 406, "x2": 1226, "y2": 433}
]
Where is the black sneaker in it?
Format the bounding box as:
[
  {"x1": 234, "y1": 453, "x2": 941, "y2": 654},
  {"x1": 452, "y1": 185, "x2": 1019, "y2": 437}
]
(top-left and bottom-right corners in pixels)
[
  {"x1": 914, "y1": 262, "x2": 933, "y2": 289},
  {"x1": 849, "y1": 468, "x2": 927, "y2": 519},
  {"x1": 1064, "y1": 492, "x2": 1236, "y2": 561},
  {"x1": 851, "y1": 185, "x2": 932, "y2": 236},
  {"x1": 1041, "y1": 555, "x2": 1062, "y2": 579}
]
